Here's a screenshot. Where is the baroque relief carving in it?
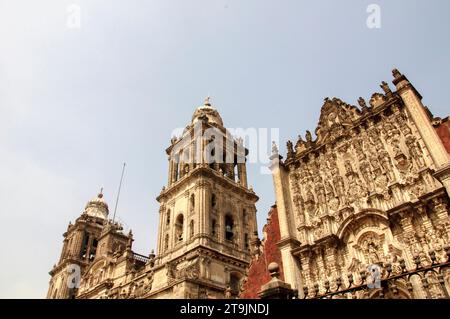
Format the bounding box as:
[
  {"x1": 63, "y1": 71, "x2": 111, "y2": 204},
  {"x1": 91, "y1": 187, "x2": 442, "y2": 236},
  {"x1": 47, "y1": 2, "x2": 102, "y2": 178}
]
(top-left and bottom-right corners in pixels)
[{"x1": 283, "y1": 83, "x2": 449, "y2": 298}]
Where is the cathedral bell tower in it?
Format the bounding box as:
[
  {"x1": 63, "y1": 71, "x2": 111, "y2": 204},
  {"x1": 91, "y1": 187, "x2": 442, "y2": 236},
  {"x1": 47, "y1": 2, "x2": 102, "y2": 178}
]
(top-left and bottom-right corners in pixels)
[
  {"x1": 151, "y1": 98, "x2": 259, "y2": 298},
  {"x1": 47, "y1": 190, "x2": 109, "y2": 299}
]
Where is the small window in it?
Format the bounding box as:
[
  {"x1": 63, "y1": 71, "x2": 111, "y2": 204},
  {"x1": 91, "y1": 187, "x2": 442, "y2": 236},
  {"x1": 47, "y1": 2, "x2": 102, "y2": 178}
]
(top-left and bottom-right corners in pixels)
[
  {"x1": 190, "y1": 194, "x2": 195, "y2": 211},
  {"x1": 166, "y1": 210, "x2": 171, "y2": 226},
  {"x1": 211, "y1": 194, "x2": 216, "y2": 208},
  {"x1": 89, "y1": 239, "x2": 98, "y2": 261},
  {"x1": 229, "y1": 273, "x2": 241, "y2": 296},
  {"x1": 175, "y1": 214, "x2": 184, "y2": 242},
  {"x1": 80, "y1": 233, "x2": 89, "y2": 259},
  {"x1": 225, "y1": 215, "x2": 234, "y2": 241},
  {"x1": 211, "y1": 219, "x2": 217, "y2": 237}
]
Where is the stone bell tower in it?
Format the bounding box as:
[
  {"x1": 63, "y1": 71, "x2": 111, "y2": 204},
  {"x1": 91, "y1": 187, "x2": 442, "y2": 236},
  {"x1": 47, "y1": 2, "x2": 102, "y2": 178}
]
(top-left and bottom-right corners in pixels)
[
  {"x1": 47, "y1": 190, "x2": 109, "y2": 299},
  {"x1": 150, "y1": 98, "x2": 259, "y2": 298}
]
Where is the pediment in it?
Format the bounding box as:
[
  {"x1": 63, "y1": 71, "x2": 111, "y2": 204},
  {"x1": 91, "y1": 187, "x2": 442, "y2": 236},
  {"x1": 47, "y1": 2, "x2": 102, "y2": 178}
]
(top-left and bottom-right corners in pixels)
[
  {"x1": 82, "y1": 258, "x2": 108, "y2": 279},
  {"x1": 314, "y1": 98, "x2": 361, "y2": 145}
]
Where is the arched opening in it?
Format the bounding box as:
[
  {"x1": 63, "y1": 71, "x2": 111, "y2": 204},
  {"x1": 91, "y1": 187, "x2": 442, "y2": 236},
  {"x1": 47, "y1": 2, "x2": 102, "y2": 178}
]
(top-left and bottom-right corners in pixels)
[
  {"x1": 225, "y1": 215, "x2": 234, "y2": 241},
  {"x1": 211, "y1": 219, "x2": 217, "y2": 237},
  {"x1": 211, "y1": 194, "x2": 217, "y2": 208},
  {"x1": 229, "y1": 273, "x2": 241, "y2": 297},
  {"x1": 190, "y1": 194, "x2": 195, "y2": 212},
  {"x1": 175, "y1": 214, "x2": 184, "y2": 242},
  {"x1": 89, "y1": 239, "x2": 98, "y2": 261},
  {"x1": 243, "y1": 209, "x2": 247, "y2": 224},
  {"x1": 174, "y1": 161, "x2": 179, "y2": 182},
  {"x1": 183, "y1": 163, "x2": 190, "y2": 176},
  {"x1": 244, "y1": 233, "x2": 249, "y2": 250},
  {"x1": 166, "y1": 210, "x2": 171, "y2": 226},
  {"x1": 208, "y1": 148, "x2": 216, "y2": 170}
]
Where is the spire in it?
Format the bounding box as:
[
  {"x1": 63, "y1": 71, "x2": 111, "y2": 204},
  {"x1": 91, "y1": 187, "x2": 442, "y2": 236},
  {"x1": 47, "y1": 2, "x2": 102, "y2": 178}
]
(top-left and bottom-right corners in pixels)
[{"x1": 271, "y1": 141, "x2": 279, "y2": 156}]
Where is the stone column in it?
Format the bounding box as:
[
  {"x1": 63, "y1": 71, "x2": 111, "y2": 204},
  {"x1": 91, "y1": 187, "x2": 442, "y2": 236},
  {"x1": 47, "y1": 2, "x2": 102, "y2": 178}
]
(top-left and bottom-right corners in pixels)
[
  {"x1": 168, "y1": 157, "x2": 173, "y2": 186},
  {"x1": 157, "y1": 206, "x2": 164, "y2": 255},
  {"x1": 325, "y1": 244, "x2": 339, "y2": 279},
  {"x1": 171, "y1": 157, "x2": 178, "y2": 183},
  {"x1": 60, "y1": 238, "x2": 68, "y2": 261},
  {"x1": 299, "y1": 252, "x2": 311, "y2": 298},
  {"x1": 238, "y1": 163, "x2": 248, "y2": 188},
  {"x1": 178, "y1": 148, "x2": 185, "y2": 179},
  {"x1": 73, "y1": 230, "x2": 84, "y2": 258},
  {"x1": 227, "y1": 163, "x2": 235, "y2": 180},
  {"x1": 270, "y1": 150, "x2": 301, "y2": 289},
  {"x1": 398, "y1": 210, "x2": 417, "y2": 268},
  {"x1": 392, "y1": 69, "x2": 450, "y2": 195},
  {"x1": 189, "y1": 142, "x2": 195, "y2": 171}
]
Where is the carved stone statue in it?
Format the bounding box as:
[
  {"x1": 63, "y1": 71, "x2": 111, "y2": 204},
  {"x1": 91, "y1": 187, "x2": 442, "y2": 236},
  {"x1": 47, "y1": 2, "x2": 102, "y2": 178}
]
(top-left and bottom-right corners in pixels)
[
  {"x1": 405, "y1": 135, "x2": 425, "y2": 168},
  {"x1": 286, "y1": 140, "x2": 294, "y2": 159},
  {"x1": 305, "y1": 130, "x2": 313, "y2": 143}
]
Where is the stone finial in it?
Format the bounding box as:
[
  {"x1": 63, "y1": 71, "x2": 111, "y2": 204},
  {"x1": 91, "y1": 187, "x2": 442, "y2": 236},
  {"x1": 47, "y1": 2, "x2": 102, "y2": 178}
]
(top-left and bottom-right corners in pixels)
[
  {"x1": 358, "y1": 97, "x2": 368, "y2": 112},
  {"x1": 204, "y1": 96, "x2": 211, "y2": 106},
  {"x1": 286, "y1": 140, "x2": 294, "y2": 158},
  {"x1": 392, "y1": 68, "x2": 413, "y2": 92},
  {"x1": 258, "y1": 261, "x2": 295, "y2": 299},
  {"x1": 380, "y1": 81, "x2": 393, "y2": 96},
  {"x1": 305, "y1": 130, "x2": 312, "y2": 143},
  {"x1": 224, "y1": 286, "x2": 232, "y2": 299},
  {"x1": 392, "y1": 68, "x2": 402, "y2": 80},
  {"x1": 268, "y1": 262, "x2": 280, "y2": 279},
  {"x1": 271, "y1": 141, "x2": 279, "y2": 155}
]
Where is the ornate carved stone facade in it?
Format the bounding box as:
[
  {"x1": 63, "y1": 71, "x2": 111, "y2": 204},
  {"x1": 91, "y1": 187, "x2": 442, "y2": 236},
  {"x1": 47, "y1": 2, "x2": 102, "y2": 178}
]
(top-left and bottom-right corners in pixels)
[
  {"x1": 47, "y1": 99, "x2": 259, "y2": 299},
  {"x1": 269, "y1": 69, "x2": 450, "y2": 299},
  {"x1": 48, "y1": 69, "x2": 450, "y2": 299}
]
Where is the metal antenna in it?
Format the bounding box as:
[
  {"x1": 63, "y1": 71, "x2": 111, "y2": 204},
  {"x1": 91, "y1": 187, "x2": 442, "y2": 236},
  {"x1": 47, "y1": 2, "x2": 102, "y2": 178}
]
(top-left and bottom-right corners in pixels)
[{"x1": 112, "y1": 162, "x2": 126, "y2": 223}]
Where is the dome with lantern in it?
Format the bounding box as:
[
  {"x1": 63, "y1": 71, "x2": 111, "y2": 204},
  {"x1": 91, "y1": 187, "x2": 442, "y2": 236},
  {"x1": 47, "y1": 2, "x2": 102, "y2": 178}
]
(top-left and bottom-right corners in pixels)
[
  {"x1": 84, "y1": 189, "x2": 109, "y2": 219},
  {"x1": 191, "y1": 96, "x2": 224, "y2": 127}
]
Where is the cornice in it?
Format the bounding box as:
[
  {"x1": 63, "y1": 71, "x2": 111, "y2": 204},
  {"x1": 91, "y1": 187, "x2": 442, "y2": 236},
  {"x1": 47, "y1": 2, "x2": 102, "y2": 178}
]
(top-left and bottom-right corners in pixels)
[{"x1": 157, "y1": 166, "x2": 258, "y2": 202}]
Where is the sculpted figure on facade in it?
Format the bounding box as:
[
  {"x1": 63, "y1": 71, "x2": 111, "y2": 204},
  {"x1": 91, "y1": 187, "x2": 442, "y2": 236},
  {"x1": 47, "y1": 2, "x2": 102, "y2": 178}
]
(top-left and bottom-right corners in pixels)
[{"x1": 271, "y1": 69, "x2": 450, "y2": 299}]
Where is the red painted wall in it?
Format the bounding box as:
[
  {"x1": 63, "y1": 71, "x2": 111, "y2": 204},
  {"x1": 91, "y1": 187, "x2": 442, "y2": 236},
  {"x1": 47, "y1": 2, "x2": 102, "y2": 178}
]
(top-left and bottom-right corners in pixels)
[
  {"x1": 240, "y1": 205, "x2": 284, "y2": 299},
  {"x1": 435, "y1": 118, "x2": 450, "y2": 154}
]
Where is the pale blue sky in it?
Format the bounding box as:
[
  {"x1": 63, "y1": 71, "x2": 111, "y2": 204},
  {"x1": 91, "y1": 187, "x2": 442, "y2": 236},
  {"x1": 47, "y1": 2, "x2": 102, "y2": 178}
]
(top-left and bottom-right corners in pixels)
[{"x1": 0, "y1": 0, "x2": 449, "y2": 298}]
